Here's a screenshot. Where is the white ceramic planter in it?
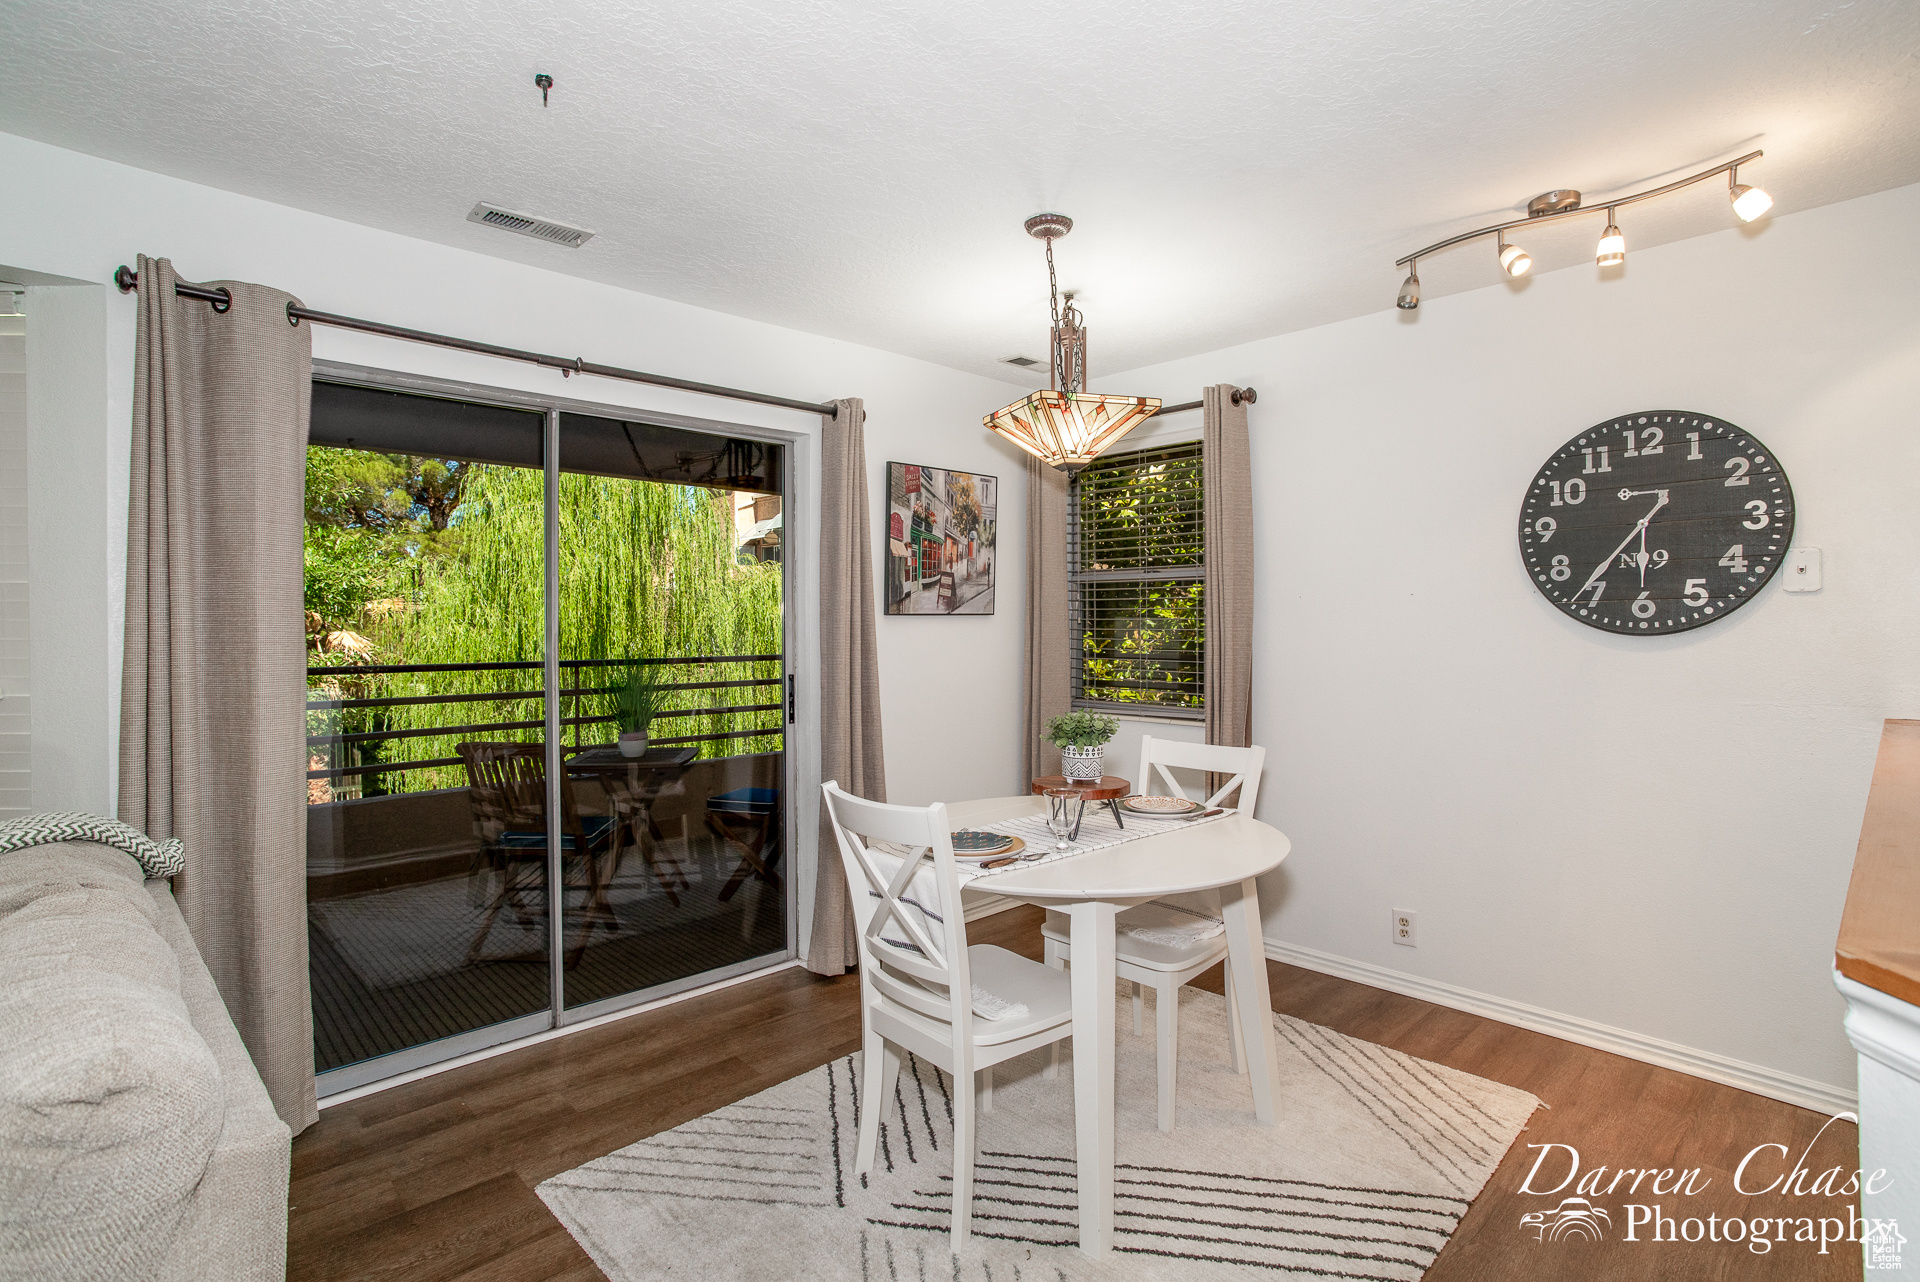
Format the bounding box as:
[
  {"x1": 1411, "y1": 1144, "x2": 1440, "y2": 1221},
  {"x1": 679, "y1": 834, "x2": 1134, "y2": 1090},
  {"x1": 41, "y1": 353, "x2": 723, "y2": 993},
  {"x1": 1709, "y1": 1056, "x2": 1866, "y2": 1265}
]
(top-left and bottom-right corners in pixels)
[
  {"x1": 1060, "y1": 744, "x2": 1106, "y2": 780},
  {"x1": 618, "y1": 731, "x2": 650, "y2": 758}
]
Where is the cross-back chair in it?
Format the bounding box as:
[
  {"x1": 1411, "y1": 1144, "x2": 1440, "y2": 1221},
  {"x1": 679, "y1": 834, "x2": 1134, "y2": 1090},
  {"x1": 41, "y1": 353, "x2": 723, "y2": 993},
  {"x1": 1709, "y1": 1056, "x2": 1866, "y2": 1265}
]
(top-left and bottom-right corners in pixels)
[
  {"x1": 1042, "y1": 736, "x2": 1267, "y2": 1130},
  {"x1": 821, "y1": 780, "x2": 1074, "y2": 1251},
  {"x1": 459, "y1": 741, "x2": 622, "y2": 969}
]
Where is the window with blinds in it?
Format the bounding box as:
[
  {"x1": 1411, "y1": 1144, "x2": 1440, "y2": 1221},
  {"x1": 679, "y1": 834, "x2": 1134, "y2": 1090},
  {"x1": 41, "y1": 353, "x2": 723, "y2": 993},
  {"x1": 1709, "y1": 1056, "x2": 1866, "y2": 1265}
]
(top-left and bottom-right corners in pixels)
[{"x1": 1068, "y1": 441, "x2": 1204, "y2": 716}]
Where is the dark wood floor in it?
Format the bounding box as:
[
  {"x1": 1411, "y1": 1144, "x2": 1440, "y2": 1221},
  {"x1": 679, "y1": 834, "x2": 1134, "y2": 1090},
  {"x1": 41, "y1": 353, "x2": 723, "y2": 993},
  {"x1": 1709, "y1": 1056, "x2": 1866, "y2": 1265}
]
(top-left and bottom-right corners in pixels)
[{"x1": 290, "y1": 906, "x2": 1863, "y2": 1281}]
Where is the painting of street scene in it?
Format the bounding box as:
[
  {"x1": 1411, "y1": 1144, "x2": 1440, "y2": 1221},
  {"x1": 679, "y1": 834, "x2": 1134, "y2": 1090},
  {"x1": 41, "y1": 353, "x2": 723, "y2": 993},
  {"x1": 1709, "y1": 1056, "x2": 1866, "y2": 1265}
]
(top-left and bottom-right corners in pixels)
[{"x1": 885, "y1": 462, "x2": 996, "y2": 615}]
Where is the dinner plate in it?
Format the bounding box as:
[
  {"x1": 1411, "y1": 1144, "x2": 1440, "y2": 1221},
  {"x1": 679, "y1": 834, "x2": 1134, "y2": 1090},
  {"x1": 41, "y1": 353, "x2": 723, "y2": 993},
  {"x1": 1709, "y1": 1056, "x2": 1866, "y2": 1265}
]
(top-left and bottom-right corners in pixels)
[
  {"x1": 1122, "y1": 795, "x2": 1200, "y2": 815},
  {"x1": 952, "y1": 829, "x2": 1015, "y2": 855},
  {"x1": 954, "y1": 836, "x2": 1025, "y2": 862}
]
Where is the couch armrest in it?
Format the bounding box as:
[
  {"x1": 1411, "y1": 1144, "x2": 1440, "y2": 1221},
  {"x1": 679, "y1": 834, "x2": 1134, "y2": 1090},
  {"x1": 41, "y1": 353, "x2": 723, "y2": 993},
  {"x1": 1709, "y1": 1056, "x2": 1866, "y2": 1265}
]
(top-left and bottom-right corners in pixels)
[{"x1": 146, "y1": 883, "x2": 290, "y2": 1282}]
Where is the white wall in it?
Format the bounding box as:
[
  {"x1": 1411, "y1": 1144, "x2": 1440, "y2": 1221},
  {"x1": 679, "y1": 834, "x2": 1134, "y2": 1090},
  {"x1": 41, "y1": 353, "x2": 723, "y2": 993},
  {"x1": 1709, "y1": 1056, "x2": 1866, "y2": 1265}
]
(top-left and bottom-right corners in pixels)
[
  {"x1": 1111, "y1": 181, "x2": 1920, "y2": 1102},
  {"x1": 0, "y1": 129, "x2": 1032, "y2": 854}
]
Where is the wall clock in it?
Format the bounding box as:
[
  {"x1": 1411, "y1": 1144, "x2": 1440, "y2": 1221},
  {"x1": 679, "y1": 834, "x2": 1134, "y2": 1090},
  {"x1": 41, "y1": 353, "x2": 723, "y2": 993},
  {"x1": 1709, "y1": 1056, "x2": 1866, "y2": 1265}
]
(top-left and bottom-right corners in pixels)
[{"x1": 1518, "y1": 410, "x2": 1794, "y2": 635}]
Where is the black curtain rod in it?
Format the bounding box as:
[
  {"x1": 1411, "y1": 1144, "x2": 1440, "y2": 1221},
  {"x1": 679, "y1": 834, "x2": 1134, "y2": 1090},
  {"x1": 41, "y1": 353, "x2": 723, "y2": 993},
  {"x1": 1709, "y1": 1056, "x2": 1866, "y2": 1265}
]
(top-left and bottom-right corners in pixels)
[
  {"x1": 1151, "y1": 387, "x2": 1257, "y2": 417},
  {"x1": 113, "y1": 265, "x2": 839, "y2": 417}
]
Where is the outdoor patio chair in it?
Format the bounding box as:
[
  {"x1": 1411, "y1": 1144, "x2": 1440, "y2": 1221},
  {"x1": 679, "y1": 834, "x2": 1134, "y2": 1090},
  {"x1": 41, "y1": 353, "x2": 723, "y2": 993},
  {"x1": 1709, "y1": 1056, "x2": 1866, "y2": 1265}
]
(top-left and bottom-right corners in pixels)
[{"x1": 458, "y1": 741, "x2": 623, "y2": 969}]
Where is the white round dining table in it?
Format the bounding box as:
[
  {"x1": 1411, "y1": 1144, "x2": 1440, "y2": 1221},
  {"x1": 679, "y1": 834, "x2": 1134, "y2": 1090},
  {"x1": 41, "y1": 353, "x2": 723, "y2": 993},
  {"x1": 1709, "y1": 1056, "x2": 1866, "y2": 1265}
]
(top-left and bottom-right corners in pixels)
[{"x1": 948, "y1": 794, "x2": 1293, "y2": 1258}]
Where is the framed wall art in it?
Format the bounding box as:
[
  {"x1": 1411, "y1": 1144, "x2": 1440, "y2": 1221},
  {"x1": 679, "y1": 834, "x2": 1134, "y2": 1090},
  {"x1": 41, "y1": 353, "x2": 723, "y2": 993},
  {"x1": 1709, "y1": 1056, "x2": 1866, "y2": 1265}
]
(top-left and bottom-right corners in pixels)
[{"x1": 884, "y1": 462, "x2": 997, "y2": 615}]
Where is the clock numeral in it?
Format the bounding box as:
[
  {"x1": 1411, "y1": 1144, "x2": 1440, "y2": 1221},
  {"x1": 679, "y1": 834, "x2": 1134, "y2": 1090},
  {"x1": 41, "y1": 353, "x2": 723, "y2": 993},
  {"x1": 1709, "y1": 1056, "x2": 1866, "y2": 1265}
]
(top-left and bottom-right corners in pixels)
[
  {"x1": 1533, "y1": 516, "x2": 1557, "y2": 543},
  {"x1": 1743, "y1": 500, "x2": 1770, "y2": 530},
  {"x1": 1549, "y1": 478, "x2": 1587, "y2": 506},
  {"x1": 1582, "y1": 446, "x2": 1612, "y2": 474},
  {"x1": 1581, "y1": 580, "x2": 1606, "y2": 604},
  {"x1": 1631, "y1": 591, "x2": 1656, "y2": 619},
  {"x1": 1686, "y1": 431, "x2": 1704, "y2": 461},
  {"x1": 1718, "y1": 544, "x2": 1749, "y2": 574},
  {"x1": 1549, "y1": 554, "x2": 1571, "y2": 581},
  {"x1": 1683, "y1": 578, "x2": 1709, "y2": 607},
  {"x1": 1622, "y1": 426, "x2": 1665, "y2": 457},
  {"x1": 1724, "y1": 456, "x2": 1751, "y2": 486}
]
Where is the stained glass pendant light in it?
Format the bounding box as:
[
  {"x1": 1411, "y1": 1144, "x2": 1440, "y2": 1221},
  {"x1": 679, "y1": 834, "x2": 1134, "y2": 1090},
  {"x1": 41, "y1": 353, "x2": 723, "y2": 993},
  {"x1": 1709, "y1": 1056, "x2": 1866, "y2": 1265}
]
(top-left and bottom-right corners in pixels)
[{"x1": 984, "y1": 214, "x2": 1160, "y2": 473}]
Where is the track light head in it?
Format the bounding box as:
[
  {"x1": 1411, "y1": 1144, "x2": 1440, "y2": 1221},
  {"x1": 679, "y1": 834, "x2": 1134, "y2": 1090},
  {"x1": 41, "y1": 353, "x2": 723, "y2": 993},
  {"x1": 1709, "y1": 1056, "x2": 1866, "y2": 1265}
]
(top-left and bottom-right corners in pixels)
[
  {"x1": 1730, "y1": 183, "x2": 1773, "y2": 222},
  {"x1": 1596, "y1": 214, "x2": 1625, "y2": 268},
  {"x1": 1397, "y1": 265, "x2": 1420, "y2": 310},
  {"x1": 1497, "y1": 233, "x2": 1531, "y2": 278}
]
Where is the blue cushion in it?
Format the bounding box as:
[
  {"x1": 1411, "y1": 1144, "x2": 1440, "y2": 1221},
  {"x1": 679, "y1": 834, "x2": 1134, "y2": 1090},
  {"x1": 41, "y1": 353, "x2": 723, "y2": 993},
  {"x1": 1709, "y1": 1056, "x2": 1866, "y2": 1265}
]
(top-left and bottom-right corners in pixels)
[
  {"x1": 708, "y1": 787, "x2": 779, "y2": 816},
  {"x1": 497, "y1": 814, "x2": 618, "y2": 849}
]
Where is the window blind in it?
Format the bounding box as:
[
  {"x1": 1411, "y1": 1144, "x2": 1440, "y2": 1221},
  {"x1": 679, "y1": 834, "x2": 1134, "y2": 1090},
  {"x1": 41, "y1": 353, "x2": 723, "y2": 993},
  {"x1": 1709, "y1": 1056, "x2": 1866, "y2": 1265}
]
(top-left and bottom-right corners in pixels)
[{"x1": 1068, "y1": 442, "x2": 1204, "y2": 716}]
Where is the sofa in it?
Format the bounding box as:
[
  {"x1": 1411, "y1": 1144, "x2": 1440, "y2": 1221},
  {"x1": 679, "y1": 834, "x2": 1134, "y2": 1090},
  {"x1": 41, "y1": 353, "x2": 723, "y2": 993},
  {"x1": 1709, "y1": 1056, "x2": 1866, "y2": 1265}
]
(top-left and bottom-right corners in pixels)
[{"x1": 0, "y1": 840, "x2": 290, "y2": 1280}]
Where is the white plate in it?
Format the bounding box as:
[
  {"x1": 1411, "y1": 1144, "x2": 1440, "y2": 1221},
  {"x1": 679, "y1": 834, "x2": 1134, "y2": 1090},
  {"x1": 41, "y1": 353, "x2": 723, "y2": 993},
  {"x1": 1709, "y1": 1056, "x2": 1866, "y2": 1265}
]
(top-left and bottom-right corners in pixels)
[{"x1": 1122, "y1": 795, "x2": 1200, "y2": 815}]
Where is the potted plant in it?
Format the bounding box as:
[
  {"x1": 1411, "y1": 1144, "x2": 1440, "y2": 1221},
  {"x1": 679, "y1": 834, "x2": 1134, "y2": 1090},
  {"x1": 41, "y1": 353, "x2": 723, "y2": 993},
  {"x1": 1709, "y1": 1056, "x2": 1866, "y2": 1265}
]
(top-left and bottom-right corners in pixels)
[
  {"x1": 1045, "y1": 710, "x2": 1119, "y2": 781},
  {"x1": 611, "y1": 665, "x2": 666, "y2": 757}
]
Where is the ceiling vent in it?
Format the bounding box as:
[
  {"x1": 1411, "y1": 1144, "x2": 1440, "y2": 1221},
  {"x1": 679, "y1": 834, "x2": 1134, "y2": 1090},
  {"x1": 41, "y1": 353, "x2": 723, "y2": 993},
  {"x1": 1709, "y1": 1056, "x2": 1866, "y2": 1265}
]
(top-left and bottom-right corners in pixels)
[
  {"x1": 466, "y1": 202, "x2": 596, "y2": 249},
  {"x1": 1001, "y1": 355, "x2": 1043, "y2": 369}
]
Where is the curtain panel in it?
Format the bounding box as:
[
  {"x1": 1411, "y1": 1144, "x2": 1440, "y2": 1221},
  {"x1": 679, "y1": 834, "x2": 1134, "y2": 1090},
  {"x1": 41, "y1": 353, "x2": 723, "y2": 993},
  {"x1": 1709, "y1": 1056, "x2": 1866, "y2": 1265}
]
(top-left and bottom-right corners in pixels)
[
  {"x1": 1023, "y1": 455, "x2": 1071, "y2": 780},
  {"x1": 120, "y1": 256, "x2": 318, "y2": 1133},
  {"x1": 1203, "y1": 385, "x2": 1255, "y2": 790},
  {"x1": 808, "y1": 397, "x2": 886, "y2": 975}
]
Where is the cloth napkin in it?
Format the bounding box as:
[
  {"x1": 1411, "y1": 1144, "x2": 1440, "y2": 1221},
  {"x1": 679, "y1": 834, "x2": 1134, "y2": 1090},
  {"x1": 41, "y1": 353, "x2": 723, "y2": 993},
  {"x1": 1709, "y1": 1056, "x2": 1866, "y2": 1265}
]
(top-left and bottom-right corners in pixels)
[
  {"x1": 1120, "y1": 900, "x2": 1226, "y2": 948},
  {"x1": 865, "y1": 842, "x2": 1029, "y2": 1021}
]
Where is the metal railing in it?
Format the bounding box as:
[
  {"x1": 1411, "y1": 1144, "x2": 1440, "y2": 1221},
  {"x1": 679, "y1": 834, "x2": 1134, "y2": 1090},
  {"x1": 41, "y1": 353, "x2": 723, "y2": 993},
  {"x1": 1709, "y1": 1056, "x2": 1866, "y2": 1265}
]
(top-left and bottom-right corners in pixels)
[{"x1": 306, "y1": 654, "x2": 784, "y2": 786}]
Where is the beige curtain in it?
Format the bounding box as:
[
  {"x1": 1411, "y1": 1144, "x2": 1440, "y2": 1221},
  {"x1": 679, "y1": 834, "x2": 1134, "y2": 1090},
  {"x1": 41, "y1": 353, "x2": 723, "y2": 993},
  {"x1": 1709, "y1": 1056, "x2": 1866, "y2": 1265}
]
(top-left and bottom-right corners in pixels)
[
  {"x1": 119, "y1": 256, "x2": 317, "y2": 1133},
  {"x1": 1203, "y1": 385, "x2": 1254, "y2": 776},
  {"x1": 808, "y1": 397, "x2": 886, "y2": 974},
  {"x1": 1023, "y1": 454, "x2": 1072, "y2": 780}
]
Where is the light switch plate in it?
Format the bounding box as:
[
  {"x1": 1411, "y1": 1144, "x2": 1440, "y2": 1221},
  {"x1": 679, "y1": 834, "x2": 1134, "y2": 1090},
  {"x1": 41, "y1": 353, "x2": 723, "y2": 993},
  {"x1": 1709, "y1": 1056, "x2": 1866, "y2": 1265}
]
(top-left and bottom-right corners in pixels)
[{"x1": 1783, "y1": 547, "x2": 1822, "y2": 592}]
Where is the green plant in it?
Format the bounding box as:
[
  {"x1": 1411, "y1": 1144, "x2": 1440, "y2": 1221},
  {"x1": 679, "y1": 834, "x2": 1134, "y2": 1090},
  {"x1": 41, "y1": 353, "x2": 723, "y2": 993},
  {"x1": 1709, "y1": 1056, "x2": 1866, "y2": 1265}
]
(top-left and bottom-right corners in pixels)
[
  {"x1": 1044, "y1": 711, "x2": 1119, "y2": 750},
  {"x1": 611, "y1": 665, "x2": 667, "y2": 734}
]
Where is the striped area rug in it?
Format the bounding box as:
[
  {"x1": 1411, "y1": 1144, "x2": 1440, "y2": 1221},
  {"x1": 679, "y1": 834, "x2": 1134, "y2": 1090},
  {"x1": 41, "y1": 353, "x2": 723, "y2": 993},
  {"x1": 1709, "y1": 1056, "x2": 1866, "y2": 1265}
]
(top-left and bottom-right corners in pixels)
[{"x1": 537, "y1": 987, "x2": 1539, "y2": 1280}]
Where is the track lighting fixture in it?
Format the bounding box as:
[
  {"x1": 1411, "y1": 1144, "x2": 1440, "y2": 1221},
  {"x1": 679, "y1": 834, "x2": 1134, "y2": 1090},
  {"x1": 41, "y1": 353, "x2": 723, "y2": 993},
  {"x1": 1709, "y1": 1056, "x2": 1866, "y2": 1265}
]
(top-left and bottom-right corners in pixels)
[
  {"x1": 1391, "y1": 149, "x2": 1770, "y2": 310},
  {"x1": 1729, "y1": 165, "x2": 1773, "y2": 222},
  {"x1": 1397, "y1": 262, "x2": 1420, "y2": 310},
  {"x1": 1497, "y1": 232, "x2": 1531, "y2": 278},
  {"x1": 1596, "y1": 211, "x2": 1625, "y2": 267}
]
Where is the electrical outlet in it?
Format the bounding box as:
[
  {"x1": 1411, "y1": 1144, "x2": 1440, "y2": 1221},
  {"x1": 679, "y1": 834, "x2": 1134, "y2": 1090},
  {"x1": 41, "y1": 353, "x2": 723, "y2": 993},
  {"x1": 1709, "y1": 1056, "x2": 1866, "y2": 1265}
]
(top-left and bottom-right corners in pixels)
[{"x1": 1392, "y1": 909, "x2": 1417, "y2": 947}]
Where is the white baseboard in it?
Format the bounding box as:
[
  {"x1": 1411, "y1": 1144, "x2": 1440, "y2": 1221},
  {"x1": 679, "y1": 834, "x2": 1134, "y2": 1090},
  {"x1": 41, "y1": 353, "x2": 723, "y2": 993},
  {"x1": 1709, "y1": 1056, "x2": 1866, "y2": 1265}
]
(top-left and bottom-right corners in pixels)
[
  {"x1": 1264, "y1": 938, "x2": 1858, "y2": 1116},
  {"x1": 963, "y1": 893, "x2": 1022, "y2": 923}
]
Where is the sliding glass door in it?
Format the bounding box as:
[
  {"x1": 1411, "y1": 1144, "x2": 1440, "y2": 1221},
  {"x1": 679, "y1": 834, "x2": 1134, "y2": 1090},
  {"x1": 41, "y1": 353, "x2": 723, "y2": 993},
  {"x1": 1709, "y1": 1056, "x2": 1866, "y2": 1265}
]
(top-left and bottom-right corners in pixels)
[{"x1": 304, "y1": 377, "x2": 792, "y2": 1091}]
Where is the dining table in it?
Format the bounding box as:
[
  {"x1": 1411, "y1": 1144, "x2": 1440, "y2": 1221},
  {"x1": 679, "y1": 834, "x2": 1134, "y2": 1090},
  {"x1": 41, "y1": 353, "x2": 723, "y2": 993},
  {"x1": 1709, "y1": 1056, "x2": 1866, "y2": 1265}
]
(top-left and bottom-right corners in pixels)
[{"x1": 952, "y1": 792, "x2": 1292, "y2": 1258}]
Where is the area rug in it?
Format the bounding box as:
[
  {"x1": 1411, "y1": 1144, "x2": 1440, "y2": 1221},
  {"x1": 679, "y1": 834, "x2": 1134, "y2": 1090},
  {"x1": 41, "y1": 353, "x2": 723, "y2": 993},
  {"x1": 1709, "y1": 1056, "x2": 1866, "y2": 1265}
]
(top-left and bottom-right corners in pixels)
[{"x1": 538, "y1": 987, "x2": 1539, "y2": 1280}]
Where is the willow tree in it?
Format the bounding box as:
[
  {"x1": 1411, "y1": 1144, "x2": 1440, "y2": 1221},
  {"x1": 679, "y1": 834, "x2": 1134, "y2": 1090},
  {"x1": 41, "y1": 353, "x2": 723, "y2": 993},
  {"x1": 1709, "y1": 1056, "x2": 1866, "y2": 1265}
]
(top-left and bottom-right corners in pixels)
[{"x1": 339, "y1": 462, "x2": 782, "y2": 792}]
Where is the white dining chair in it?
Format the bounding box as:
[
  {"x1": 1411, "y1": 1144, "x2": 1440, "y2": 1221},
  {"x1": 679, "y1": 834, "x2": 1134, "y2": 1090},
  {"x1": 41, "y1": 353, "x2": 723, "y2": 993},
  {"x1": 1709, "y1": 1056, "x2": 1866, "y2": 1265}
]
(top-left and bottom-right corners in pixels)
[
  {"x1": 1040, "y1": 736, "x2": 1266, "y2": 1131},
  {"x1": 821, "y1": 780, "x2": 1075, "y2": 1250}
]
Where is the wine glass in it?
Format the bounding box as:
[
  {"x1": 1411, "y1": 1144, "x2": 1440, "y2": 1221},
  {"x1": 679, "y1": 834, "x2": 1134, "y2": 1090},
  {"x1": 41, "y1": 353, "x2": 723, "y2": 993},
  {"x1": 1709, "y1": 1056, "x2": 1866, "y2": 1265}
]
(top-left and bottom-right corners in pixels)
[{"x1": 1044, "y1": 787, "x2": 1085, "y2": 853}]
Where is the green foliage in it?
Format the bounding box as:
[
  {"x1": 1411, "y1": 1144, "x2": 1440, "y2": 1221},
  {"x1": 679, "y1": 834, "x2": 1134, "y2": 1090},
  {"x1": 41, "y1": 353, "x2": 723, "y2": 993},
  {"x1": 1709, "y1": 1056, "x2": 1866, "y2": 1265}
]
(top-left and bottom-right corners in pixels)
[
  {"x1": 1044, "y1": 711, "x2": 1119, "y2": 750},
  {"x1": 304, "y1": 445, "x2": 785, "y2": 796},
  {"x1": 1075, "y1": 444, "x2": 1205, "y2": 710},
  {"x1": 608, "y1": 665, "x2": 667, "y2": 733}
]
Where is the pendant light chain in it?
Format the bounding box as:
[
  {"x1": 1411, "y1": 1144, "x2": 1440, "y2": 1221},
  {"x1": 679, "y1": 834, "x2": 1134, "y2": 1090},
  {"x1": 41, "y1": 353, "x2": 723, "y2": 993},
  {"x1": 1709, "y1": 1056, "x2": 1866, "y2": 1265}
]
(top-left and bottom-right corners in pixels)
[{"x1": 1045, "y1": 238, "x2": 1068, "y2": 393}]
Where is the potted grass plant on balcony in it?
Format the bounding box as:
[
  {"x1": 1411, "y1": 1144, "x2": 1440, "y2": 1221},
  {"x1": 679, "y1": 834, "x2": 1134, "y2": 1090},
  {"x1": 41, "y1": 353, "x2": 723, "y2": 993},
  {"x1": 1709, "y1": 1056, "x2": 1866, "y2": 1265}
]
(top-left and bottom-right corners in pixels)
[
  {"x1": 1045, "y1": 710, "x2": 1120, "y2": 781},
  {"x1": 612, "y1": 665, "x2": 666, "y2": 758}
]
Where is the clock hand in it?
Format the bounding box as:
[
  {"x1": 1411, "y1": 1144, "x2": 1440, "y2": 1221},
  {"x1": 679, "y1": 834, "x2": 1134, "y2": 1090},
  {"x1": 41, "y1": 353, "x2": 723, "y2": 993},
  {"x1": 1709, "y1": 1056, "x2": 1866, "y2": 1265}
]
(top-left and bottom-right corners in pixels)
[{"x1": 1575, "y1": 489, "x2": 1670, "y2": 602}]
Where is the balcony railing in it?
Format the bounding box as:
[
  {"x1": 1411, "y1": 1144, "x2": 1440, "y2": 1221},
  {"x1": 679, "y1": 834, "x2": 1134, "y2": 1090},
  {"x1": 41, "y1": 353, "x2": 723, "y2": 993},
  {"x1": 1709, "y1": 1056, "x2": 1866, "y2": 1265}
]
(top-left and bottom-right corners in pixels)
[{"x1": 306, "y1": 654, "x2": 784, "y2": 791}]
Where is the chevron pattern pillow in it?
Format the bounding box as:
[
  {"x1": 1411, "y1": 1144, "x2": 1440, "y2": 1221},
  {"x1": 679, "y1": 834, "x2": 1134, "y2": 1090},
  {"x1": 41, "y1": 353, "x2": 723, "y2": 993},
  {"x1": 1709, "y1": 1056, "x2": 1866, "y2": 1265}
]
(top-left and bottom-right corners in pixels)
[{"x1": 0, "y1": 813, "x2": 186, "y2": 878}]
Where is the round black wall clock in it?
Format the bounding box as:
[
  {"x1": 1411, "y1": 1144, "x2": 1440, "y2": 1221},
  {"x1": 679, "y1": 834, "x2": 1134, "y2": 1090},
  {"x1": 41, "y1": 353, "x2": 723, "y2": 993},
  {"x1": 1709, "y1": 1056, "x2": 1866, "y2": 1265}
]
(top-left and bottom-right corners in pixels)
[{"x1": 1518, "y1": 410, "x2": 1794, "y2": 635}]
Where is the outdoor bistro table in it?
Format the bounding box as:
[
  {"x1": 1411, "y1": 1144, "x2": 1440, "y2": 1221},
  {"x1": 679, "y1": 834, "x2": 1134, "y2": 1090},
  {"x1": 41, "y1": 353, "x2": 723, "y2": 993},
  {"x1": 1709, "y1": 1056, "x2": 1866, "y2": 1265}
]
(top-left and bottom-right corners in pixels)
[
  {"x1": 959, "y1": 793, "x2": 1291, "y2": 1258},
  {"x1": 1030, "y1": 774, "x2": 1132, "y2": 829},
  {"x1": 564, "y1": 744, "x2": 699, "y2": 902}
]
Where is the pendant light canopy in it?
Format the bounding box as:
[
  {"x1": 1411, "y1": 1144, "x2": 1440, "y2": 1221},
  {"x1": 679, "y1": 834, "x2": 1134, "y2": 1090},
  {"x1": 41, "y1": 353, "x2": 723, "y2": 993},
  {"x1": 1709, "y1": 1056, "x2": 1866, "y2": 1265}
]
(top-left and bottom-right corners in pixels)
[{"x1": 985, "y1": 214, "x2": 1159, "y2": 473}]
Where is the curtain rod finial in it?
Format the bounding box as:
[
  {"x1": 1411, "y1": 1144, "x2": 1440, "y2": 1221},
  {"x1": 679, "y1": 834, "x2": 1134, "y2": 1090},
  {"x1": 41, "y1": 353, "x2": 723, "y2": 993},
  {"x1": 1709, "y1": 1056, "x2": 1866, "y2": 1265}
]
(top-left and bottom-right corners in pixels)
[
  {"x1": 1231, "y1": 387, "x2": 1258, "y2": 406},
  {"x1": 115, "y1": 264, "x2": 138, "y2": 293}
]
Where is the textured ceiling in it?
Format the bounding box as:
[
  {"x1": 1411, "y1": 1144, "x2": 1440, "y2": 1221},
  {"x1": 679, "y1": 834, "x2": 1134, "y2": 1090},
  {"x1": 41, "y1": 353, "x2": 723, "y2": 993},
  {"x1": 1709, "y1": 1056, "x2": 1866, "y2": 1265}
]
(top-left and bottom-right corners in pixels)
[{"x1": 2, "y1": 0, "x2": 1917, "y2": 385}]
